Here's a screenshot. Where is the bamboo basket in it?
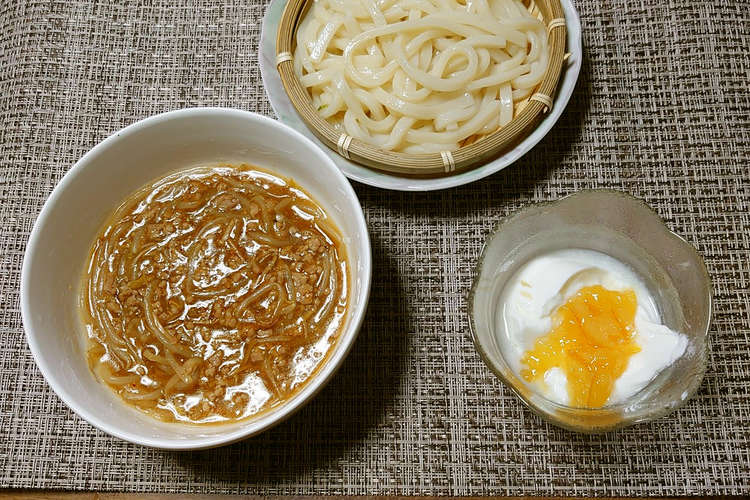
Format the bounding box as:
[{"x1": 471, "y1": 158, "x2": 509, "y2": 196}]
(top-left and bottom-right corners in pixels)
[{"x1": 276, "y1": 0, "x2": 567, "y2": 176}]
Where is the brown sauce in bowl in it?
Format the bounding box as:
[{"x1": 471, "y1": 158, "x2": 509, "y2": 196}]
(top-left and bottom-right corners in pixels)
[{"x1": 80, "y1": 164, "x2": 348, "y2": 423}]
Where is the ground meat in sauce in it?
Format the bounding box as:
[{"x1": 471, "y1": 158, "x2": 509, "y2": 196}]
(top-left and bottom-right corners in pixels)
[{"x1": 81, "y1": 164, "x2": 348, "y2": 424}]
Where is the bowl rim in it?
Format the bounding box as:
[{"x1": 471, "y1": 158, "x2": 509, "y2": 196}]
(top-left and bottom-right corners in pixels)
[
  {"x1": 20, "y1": 107, "x2": 373, "y2": 450},
  {"x1": 259, "y1": 0, "x2": 583, "y2": 191},
  {"x1": 466, "y1": 189, "x2": 713, "y2": 432}
]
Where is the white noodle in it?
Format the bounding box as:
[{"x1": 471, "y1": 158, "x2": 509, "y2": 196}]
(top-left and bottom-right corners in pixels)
[{"x1": 295, "y1": 0, "x2": 549, "y2": 152}]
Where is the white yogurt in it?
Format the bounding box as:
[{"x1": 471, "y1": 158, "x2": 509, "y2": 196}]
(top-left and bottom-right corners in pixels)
[{"x1": 497, "y1": 248, "x2": 688, "y2": 406}]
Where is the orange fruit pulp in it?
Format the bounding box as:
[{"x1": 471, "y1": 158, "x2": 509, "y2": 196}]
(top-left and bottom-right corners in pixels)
[{"x1": 520, "y1": 285, "x2": 641, "y2": 408}]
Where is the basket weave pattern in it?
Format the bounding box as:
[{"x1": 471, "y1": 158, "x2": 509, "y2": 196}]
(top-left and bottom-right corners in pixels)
[{"x1": 276, "y1": 0, "x2": 567, "y2": 175}]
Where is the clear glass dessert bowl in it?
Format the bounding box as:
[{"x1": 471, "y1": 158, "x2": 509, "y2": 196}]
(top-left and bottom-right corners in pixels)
[{"x1": 468, "y1": 190, "x2": 712, "y2": 433}]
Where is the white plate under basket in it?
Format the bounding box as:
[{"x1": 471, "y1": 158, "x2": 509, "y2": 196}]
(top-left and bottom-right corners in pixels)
[{"x1": 259, "y1": 0, "x2": 583, "y2": 191}]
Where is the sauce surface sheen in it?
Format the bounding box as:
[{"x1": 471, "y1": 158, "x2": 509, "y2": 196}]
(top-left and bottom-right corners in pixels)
[{"x1": 80, "y1": 164, "x2": 348, "y2": 424}]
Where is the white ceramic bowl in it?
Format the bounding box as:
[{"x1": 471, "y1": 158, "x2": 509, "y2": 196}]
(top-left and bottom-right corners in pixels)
[
  {"x1": 259, "y1": 0, "x2": 582, "y2": 191},
  {"x1": 21, "y1": 108, "x2": 372, "y2": 449}
]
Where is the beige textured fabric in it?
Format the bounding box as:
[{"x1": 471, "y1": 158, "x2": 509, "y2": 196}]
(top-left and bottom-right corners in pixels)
[{"x1": 1, "y1": 0, "x2": 749, "y2": 495}]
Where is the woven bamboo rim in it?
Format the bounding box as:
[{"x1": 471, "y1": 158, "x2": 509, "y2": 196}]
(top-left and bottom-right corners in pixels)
[{"x1": 276, "y1": 0, "x2": 567, "y2": 176}]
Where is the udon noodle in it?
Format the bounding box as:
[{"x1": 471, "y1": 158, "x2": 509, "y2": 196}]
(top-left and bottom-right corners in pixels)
[
  {"x1": 294, "y1": 0, "x2": 550, "y2": 153},
  {"x1": 80, "y1": 165, "x2": 348, "y2": 424}
]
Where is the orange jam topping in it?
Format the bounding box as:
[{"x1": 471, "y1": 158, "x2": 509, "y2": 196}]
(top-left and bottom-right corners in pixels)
[{"x1": 521, "y1": 285, "x2": 641, "y2": 408}]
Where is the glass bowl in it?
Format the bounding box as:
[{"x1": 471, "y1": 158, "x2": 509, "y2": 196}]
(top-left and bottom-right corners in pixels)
[{"x1": 468, "y1": 190, "x2": 712, "y2": 433}]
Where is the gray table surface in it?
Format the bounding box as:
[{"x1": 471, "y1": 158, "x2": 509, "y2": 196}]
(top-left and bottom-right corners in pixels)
[{"x1": 0, "y1": 0, "x2": 748, "y2": 495}]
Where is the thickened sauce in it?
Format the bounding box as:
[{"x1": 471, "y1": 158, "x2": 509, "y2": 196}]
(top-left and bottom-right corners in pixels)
[{"x1": 80, "y1": 164, "x2": 348, "y2": 423}]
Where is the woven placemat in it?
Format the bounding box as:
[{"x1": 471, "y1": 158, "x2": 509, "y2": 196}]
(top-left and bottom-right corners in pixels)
[{"x1": 1, "y1": 0, "x2": 748, "y2": 495}]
